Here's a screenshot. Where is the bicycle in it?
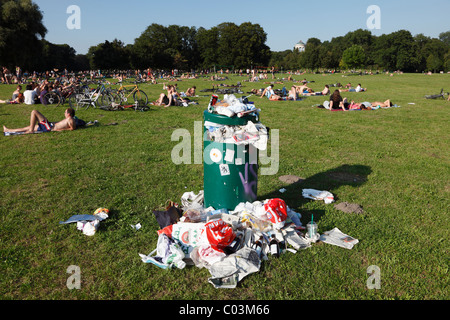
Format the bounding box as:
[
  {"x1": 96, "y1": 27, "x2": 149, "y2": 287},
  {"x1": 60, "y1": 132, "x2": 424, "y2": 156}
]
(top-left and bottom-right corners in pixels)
[
  {"x1": 114, "y1": 81, "x2": 149, "y2": 111},
  {"x1": 68, "y1": 81, "x2": 118, "y2": 110},
  {"x1": 43, "y1": 84, "x2": 89, "y2": 107}
]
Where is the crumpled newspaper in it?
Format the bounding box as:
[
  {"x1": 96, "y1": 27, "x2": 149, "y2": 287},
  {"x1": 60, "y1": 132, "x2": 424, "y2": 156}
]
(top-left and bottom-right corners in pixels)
[
  {"x1": 207, "y1": 247, "x2": 261, "y2": 289},
  {"x1": 204, "y1": 121, "x2": 268, "y2": 151},
  {"x1": 319, "y1": 227, "x2": 359, "y2": 249}
]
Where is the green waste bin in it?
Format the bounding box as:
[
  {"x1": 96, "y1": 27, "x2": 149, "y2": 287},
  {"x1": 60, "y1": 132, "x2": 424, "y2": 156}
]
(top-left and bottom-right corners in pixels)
[{"x1": 203, "y1": 110, "x2": 259, "y2": 211}]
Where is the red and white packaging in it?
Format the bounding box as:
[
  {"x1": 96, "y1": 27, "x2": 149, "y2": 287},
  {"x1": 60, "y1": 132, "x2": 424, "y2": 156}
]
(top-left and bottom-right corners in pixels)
[
  {"x1": 264, "y1": 198, "x2": 288, "y2": 229},
  {"x1": 204, "y1": 219, "x2": 236, "y2": 251}
]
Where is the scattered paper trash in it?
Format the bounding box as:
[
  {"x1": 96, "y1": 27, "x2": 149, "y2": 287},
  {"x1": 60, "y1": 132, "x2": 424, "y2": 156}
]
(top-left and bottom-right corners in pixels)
[
  {"x1": 139, "y1": 233, "x2": 186, "y2": 269},
  {"x1": 207, "y1": 247, "x2": 261, "y2": 289},
  {"x1": 59, "y1": 208, "x2": 109, "y2": 236},
  {"x1": 131, "y1": 223, "x2": 142, "y2": 231},
  {"x1": 302, "y1": 189, "x2": 335, "y2": 204},
  {"x1": 319, "y1": 227, "x2": 359, "y2": 249}
]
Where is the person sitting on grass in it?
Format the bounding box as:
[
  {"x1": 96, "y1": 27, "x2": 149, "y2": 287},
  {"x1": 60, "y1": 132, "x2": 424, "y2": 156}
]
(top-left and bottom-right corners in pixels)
[
  {"x1": 0, "y1": 93, "x2": 24, "y2": 104},
  {"x1": 3, "y1": 108, "x2": 76, "y2": 135},
  {"x1": 23, "y1": 84, "x2": 38, "y2": 105},
  {"x1": 0, "y1": 85, "x2": 24, "y2": 104},
  {"x1": 329, "y1": 90, "x2": 346, "y2": 111},
  {"x1": 260, "y1": 84, "x2": 282, "y2": 100},
  {"x1": 355, "y1": 84, "x2": 367, "y2": 92}
]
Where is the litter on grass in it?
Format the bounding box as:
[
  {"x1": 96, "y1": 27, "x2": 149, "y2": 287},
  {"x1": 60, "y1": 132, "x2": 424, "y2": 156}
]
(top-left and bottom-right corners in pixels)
[
  {"x1": 140, "y1": 191, "x2": 358, "y2": 288},
  {"x1": 302, "y1": 189, "x2": 335, "y2": 204},
  {"x1": 59, "y1": 208, "x2": 109, "y2": 236}
]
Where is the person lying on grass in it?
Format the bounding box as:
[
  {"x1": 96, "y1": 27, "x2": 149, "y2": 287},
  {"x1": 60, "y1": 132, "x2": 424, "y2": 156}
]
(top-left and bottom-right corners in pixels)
[
  {"x1": 3, "y1": 108, "x2": 76, "y2": 134},
  {"x1": 348, "y1": 100, "x2": 393, "y2": 110}
]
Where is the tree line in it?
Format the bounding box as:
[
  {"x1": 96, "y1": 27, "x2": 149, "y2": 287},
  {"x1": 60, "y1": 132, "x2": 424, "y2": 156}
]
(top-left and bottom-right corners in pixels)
[
  {"x1": 272, "y1": 29, "x2": 450, "y2": 73},
  {"x1": 1, "y1": 0, "x2": 449, "y2": 73}
]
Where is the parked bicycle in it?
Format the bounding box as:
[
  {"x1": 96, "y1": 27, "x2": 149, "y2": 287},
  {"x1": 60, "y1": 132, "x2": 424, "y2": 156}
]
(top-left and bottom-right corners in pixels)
[
  {"x1": 114, "y1": 81, "x2": 149, "y2": 110},
  {"x1": 68, "y1": 81, "x2": 118, "y2": 110},
  {"x1": 43, "y1": 84, "x2": 89, "y2": 107}
]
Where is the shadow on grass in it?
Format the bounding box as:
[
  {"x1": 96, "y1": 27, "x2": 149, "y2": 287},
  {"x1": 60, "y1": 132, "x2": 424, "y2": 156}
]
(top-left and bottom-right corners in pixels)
[{"x1": 257, "y1": 164, "x2": 372, "y2": 223}]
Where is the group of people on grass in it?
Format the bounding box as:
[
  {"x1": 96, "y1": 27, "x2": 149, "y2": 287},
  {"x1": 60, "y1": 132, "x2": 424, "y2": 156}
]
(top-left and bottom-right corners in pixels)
[
  {"x1": 0, "y1": 79, "x2": 77, "y2": 105},
  {"x1": 2, "y1": 76, "x2": 448, "y2": 135},
  {"x1": 153, "y1": 83, "x2": 196, "y2": 107},
  {"x1": 326, "y1": 89, "x2": 393, "y2": 111},
  {"x1": 259, "y1": 81, "x2": 367, "y2": 101}
]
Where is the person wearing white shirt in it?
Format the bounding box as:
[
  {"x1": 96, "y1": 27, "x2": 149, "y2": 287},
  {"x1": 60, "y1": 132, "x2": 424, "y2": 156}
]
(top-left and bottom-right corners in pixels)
[
  {"x1": 355, "y1": 84, "x2": 366, "y2": 92},
  {"x1": 23, "y1": 84, "x2": 38, "y2": 105}
]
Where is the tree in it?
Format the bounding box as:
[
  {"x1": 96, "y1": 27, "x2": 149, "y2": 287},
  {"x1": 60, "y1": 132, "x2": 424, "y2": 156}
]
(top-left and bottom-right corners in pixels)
[
  {"x1": 0, "y1": 0, "x2": 47, "y2": 69},
  {"x1": 40, "y1": 40, "x2": 77, "y2": 71},
  {"x1": 196, "y1": 26, "x2": 219, "y2": 69},
  {"x1": 426, "y1": 54, "x2": 443, "y2": 72},
  {"x1": 87, "y1": 39, "x2": 130, "y2": 70},
  {"x1": 234, "y1": 22, "x2": 270, "y2": 69},
  {"x1": 439, "y1": 31, "x2": 450, "y2": 47},
  {"x1": 303, "y1": 38, "x2": 321, "y2": 71}
]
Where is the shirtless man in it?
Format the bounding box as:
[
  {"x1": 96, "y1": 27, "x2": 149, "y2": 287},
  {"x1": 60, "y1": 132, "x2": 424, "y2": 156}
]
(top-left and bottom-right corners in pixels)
[
  {"x1": 370, "y1": 100, "x2": 392, "y2": 108},
  {"x1": 3, "y1": 108, "x2": 76, "y2": 134}
]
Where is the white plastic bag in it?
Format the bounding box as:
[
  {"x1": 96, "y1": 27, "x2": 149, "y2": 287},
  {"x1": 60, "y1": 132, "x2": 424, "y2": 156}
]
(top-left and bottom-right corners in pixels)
[{"x1": 302, "y1": 189, "x2": 335, "y2": 204}]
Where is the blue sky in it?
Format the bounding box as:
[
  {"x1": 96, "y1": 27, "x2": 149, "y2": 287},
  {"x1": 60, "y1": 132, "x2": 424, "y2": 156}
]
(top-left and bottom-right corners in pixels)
[{"x1": 34, "y1": 0, "x2": 450, "y2": 55}]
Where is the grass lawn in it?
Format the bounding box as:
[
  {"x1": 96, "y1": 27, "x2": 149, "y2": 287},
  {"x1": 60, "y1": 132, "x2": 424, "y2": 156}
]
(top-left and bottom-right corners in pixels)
[{"x1": 0, "y1": 72, "x2": 448, "y2": 301}]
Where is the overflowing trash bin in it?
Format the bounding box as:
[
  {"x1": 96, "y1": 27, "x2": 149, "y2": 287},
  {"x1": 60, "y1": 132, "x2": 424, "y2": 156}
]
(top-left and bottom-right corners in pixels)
[
  {"x1": 203, "y1": 94, "x2": 267, "y2": 210},
  {"x1": 137, "y1": 94, "x2": 359, "y2": 289}
]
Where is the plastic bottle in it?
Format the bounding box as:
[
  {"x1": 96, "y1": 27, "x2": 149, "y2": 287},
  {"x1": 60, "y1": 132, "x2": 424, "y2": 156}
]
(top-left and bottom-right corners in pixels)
[{"x1": 269, "y1": 234, "x2": 280, "y2": 258}]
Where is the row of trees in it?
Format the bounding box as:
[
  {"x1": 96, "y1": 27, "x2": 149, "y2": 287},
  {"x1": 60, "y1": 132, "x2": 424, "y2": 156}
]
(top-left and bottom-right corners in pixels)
[
  {"x1": 87, "y1": 22, "x2": 271, "y2": 71},
  {"x1": 1, "y1": 0, "x2": 449, "y2": 73},
  {"x1": 271, "y1": 29, "x2": 450, "y2": 73}
]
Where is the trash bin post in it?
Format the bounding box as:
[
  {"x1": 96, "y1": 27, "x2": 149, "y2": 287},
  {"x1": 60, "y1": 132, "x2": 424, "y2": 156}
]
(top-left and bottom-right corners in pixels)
[{"x1": 203, "y1": 110, "x2": 259, "y2": 211}]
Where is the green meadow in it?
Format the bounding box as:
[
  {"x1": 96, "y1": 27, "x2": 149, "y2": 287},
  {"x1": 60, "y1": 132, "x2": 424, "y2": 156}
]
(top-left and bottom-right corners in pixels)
[{"x1": 0, "y1": 72, "x2": 448, "y2": 300}]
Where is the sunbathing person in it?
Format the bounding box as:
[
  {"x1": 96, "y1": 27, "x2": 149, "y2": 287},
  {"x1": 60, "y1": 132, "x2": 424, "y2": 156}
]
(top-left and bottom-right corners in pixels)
[
  {"x1": 184, "y1": 86, "x2": 196, "y2": 97},
  {"x1": 369, "y1": 100, "x2": 392, "y2": 109},
  {"x1": 287, "y1": 86, "x2": 298, "y2": 100},
  {"x1": 260, "y1": 84, "x2": 282, "y2": 100},
  {"x1": 3, "y1": 108, "x2": 76, "y2": 134},
  {"x1": 349, "y1": 100, "x2": 393, "y2": 110}
]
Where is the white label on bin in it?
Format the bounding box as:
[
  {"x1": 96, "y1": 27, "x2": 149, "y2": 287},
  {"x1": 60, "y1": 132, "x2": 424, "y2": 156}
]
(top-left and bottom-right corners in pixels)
[
  {"x1": 219, "y1": 164, "x2": 230, "y2": 176},
  {"x1": 224, "y1": 149, "x2": 235, "y2": 163},
  {"x1": 210, "y1": 148, "x2": 222, "y2": 163},
  {"x1": 235, "y1": 158, "x2": 243, "y2": 165}
]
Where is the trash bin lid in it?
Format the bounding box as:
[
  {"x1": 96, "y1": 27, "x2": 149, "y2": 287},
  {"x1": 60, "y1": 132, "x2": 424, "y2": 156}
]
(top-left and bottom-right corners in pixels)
[{"x1": 203, "y1": 110, "x2": 258, "y2": 126}]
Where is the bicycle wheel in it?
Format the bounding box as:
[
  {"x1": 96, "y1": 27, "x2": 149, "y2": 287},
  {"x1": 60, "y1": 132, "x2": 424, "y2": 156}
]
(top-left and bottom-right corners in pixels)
[
  {"x1": 44, "y1": 92, "x2": 61, "y2": 107},
  {"x1": 67, "y1": 93, "x2": 79, "y2": 109},
  {"x1": 71, "y1": 93, "x2": 91, "y2": 110},
  {"x1": 132, "y1": 90, "x2": 148, "y2": 110},
  {"x1": 100, "y1": 93, "x2": 115, "y2": 108}
]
